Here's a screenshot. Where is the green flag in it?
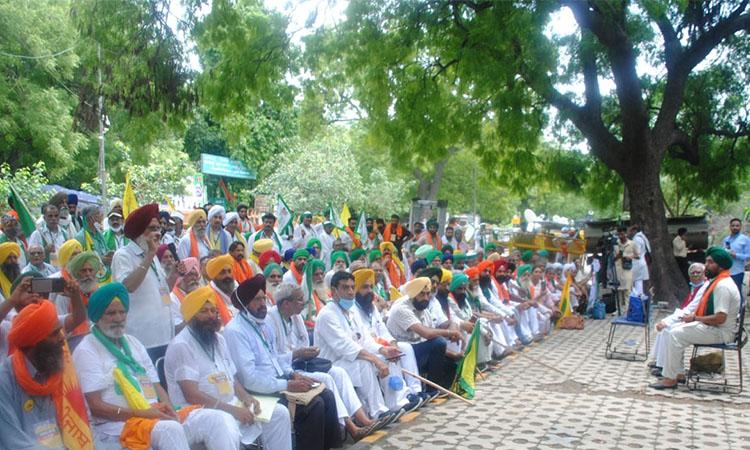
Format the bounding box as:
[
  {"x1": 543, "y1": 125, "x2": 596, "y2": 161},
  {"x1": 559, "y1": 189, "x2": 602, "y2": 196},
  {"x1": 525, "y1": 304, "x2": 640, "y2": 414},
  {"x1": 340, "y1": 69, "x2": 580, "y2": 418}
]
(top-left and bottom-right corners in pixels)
[
  {"x1": 8, "y1": 185, "x2": 36, "y2": 237},
  {"x1": 451, "y1": 322, "x2": 480, "y2": 399}
]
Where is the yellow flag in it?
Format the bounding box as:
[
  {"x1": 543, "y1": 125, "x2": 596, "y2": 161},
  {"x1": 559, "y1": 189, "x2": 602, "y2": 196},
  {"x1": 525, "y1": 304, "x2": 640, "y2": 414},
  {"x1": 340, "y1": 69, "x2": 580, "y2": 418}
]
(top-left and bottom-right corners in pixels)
[
  {"x1": 165, "y1": 195, "x2": 175, "y2": 212},
  {"x1": 340, "y1": 203, "x2": 351, "y2": 225},
  {"x1": 122, "y1": 173, "x2": 138, "y2": 219},
  {"x1": 557, "y1": 274, "x2": 574, "y2": 327}
]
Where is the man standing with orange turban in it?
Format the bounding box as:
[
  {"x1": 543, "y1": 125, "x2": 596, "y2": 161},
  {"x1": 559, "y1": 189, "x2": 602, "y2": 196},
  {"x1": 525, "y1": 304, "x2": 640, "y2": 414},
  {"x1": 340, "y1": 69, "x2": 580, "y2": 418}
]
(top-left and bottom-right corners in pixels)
[
  {"x1": 0, "y1": 300, "x2": 94, "y2": 449},
  {"x1": 111, "y1": 203, "x2": 173, "y2": 362}
]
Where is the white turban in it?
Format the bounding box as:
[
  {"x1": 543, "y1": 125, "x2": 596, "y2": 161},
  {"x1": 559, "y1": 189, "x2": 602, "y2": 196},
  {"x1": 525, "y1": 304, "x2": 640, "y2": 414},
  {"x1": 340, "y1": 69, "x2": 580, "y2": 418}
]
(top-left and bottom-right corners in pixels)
[
  {"x1": 207, "y1": 205, "x2": 226, "y2": 222},
  {"x1": 223, "y1": 211, "x2": 239, "y2": 227},
  {"x1": 171, "y1": 211, "x2": 184, "y2": 221},
  {"x1": 563, "y1": 263, "x2": 576, "y2": 275}
]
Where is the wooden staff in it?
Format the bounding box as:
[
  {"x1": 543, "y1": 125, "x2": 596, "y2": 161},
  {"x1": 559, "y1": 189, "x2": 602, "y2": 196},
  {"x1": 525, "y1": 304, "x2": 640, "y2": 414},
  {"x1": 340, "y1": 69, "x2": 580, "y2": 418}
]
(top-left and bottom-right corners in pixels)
[
  {"x1": 400, "y1": 368, "x2": 475, "y2": 406},
  {"x1": 492, "y1": 338, "x2": 568, "y2": 376}
]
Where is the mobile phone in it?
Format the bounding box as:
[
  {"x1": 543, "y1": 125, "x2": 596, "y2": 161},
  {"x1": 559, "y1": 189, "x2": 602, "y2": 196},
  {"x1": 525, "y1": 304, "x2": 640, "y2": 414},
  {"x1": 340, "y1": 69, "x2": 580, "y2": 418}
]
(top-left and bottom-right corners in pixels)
[
  {"x1": 310, "y1": 382, "x2": 321, "y2": 388},
  {"x1": 31, "y1": 278, "x2": 66, "y2": 294},
  {"x1": 386, "y1": 353, "x2": 406, "y2": 361}
]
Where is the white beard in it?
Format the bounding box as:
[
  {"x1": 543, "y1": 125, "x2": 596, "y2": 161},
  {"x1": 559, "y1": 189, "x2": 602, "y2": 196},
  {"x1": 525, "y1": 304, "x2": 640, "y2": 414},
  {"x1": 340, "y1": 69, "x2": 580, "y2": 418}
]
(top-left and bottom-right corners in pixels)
[{"x1": 313, "y1": 284, "x2": 329, "y2": 301}]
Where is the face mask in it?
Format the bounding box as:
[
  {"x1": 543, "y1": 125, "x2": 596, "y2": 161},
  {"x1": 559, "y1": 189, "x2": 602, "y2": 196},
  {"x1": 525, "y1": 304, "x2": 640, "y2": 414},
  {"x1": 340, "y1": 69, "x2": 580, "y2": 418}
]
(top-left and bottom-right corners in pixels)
[
  {"x1": 59, "y1": 216, "x2": 71, "y2": 226},
  {"x1": 166, "y1": 230, "x2": 176, "y2": 237},
  {"x1": 689, "y1": 280, "x2": 704, "y2": 288},
  {"x1": 338, "y1": 298, "x2": 355, "y2": 310},
  {"x1": 110, "y1": 224, "x2": 122, "y2": 233},
  {"x1": 94, "y1": 222, "x2": 103, "y2": 233}
]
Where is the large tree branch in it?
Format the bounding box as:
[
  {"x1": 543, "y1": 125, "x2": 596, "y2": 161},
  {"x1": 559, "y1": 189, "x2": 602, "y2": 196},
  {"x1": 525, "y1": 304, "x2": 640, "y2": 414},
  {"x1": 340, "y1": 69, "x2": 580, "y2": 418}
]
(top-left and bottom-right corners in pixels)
[
  {"x1": 565, "y1": 0, "x2": 648, "y2": 143},
  {"x1": 654, "y1": 9, "x2": 750, "y2": 148},
  {"x1": 579, "y1": 32, "x2": 601, "y2": 117}
]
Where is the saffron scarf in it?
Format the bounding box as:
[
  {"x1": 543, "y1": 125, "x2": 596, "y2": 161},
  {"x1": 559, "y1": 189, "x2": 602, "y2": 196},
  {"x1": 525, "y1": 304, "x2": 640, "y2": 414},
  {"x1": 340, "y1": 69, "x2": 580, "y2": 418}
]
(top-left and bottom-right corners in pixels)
[
  {"x1": 210, "y1": 287, "x2": 234, "y2": 325},
  {"x1": 695, "y1": 270, "x2": 731, "y2": 317},
  {"x1": 383, "y1": 224, "x2": 404, "y2": 242},
  {"x1": 232, "y1": 258, "x2": 254, "y2": 284},
  {"x1": 189, "y1": 228, "x2": 209, "y2": 258},
  {"x1": 11, "y1": 345, "x2": 94, "y2": 450},
  {"x1": 346, "y1": 227, "x2": 362, "y2": 248}
]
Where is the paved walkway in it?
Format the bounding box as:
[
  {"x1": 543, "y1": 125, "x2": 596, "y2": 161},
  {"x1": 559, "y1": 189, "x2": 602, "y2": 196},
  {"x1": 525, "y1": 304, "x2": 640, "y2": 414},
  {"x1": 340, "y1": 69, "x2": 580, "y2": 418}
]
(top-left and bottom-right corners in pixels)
[{"x1": 347, "y1": 311, "x2": 750, "y2": 450}]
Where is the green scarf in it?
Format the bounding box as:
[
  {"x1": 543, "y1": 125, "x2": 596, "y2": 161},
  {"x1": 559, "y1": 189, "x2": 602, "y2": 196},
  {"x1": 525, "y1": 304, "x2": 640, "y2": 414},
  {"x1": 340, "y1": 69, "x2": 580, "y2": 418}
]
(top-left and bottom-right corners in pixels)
[{"x1": 92, "y1": 325, "x2": 146, "y2": 395}]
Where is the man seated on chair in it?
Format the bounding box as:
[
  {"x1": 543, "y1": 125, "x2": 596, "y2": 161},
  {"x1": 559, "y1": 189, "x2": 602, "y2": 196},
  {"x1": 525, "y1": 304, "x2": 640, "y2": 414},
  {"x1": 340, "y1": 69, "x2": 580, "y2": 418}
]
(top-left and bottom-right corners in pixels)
[
  {"x1": 650, "y1": 247, "x2": 741, "y2": 390},
  {"x1": 73, "y1": 282, "x2": 240, "y2": 449},
  {"x1": 647, "y1": 263, "x2": 708, "y2": 376},
  {"x1": 223, "y1": 275, "x2": 341, "y2": 450},
  {"x1": 266, "y1": 282, "x2": 383, "y2": 440},
  {"x1": 164, "y1": 285, "x2": 292, "y2": 449}
]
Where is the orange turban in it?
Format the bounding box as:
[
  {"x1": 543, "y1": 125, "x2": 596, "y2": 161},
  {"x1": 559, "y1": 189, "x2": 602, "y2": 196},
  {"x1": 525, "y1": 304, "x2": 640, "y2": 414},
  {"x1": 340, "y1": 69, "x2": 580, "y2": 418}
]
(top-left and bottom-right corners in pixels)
[
  {"x1": 465, "y1": 267, "x2": 480, "y2": 280},
  {"x1": 206, "y1": 254, "x2": 234, "y2": 280},
  {"x1": 478, "y1": 260, "x2": 494, "y2": 274},
  {"x1": 353, "y1": 269, "x2": 375, "y2": 291},
  {"x1": 8, "y1": 300, "x2": 60, "y2": 350}
]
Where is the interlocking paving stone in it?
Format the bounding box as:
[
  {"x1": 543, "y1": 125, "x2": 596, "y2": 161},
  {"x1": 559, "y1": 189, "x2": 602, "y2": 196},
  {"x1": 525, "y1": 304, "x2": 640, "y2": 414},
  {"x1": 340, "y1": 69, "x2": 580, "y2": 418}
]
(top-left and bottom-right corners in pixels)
[{"x1": 346, "y1": 311, "x2": 750, "y2": 449}]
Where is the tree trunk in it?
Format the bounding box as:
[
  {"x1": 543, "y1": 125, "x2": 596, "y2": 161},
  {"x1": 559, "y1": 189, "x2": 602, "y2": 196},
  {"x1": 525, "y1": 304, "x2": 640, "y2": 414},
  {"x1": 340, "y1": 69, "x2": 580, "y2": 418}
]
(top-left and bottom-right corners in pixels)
[{"x1": 621, "y1": 153, "x2": 688, "y2": 306}]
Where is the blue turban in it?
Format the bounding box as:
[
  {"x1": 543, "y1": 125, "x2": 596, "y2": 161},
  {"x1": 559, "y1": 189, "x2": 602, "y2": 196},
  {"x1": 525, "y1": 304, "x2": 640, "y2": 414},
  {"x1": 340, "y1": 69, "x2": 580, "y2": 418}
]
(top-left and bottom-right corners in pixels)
[
  {"x1": 67, "y1": 193, "x2": 78, "y2": 205},
  {"x1": 88, "y1": 282, "x2": 130, "y2": 323}
]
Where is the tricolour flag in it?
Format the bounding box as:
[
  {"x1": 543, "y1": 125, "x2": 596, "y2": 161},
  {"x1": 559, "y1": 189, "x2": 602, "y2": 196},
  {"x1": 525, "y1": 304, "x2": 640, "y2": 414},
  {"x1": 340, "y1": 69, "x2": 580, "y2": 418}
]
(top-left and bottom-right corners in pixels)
[
  {"x1": 7, "y1": 185, "x2": 36, "y2": 237},
  {"x1": 275, "y1": 195, "x2": 293, "y2": 235},
  {"x1": 451, "y1": 322, "x2": 480, "y2": 399},
  {"x1": 557, "y1": 274, "x2": 574, "y2": 328},
  {"x1": 122, "y1": 173, "x2": 138, "y2": 219}
]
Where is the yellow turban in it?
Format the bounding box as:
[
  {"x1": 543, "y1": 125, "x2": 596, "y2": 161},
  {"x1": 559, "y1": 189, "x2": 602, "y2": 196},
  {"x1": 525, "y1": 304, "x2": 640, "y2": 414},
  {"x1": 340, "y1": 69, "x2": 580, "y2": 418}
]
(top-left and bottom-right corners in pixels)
[
  {"x1": 353, "y1": 268, "x2": 375, "y2": 292},
  {"x1": 187, "y1": 209, "x2": 207, "y2": 228},
  {"x1": 0, "y1": 242, "x2": 21, "y2": 263},
  {"x1": 205, "y1": 254, "x2": 234, "y2": 280},
  {"x1": 441, "y1": 268, "x2": 453, "y2": 284},
  {"x1": 403, "y1": 277, "x2": 431, "y2": 299},
  {"x1": 58, "y1": 240, "x2": 83, "y2": 267},
  {"x1": 181, "y1": 286, "x2": 216, "y2": 322},
  {"x1": 253, "y1": 239, "x2": 274, "y2": 253}
]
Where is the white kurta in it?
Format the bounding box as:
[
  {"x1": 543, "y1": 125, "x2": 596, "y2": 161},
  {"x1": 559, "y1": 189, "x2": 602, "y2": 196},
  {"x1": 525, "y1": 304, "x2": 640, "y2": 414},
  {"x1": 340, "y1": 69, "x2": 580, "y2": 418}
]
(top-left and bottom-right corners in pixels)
[
  {"x1": 112, "y1": 241, "x2": 173, "y2": 348},
  {"x1": 661, "y1": 277, "x2": 740, "y2": 379},
  {"x1": 650, "y1": 283, "x2": 707, "y2": 368},
  {"x1": 73, "y1": 333, "x2": 240, "y2": 450},
  {"x1": 353, "y1": 303, "x2": 422, "y2": 395},
  {"x1": 164, "y1": 327, "x2": 292, "y2": 449},
  {"x1": 314, "y1": 302, "x2": 405, "y2": 417}
]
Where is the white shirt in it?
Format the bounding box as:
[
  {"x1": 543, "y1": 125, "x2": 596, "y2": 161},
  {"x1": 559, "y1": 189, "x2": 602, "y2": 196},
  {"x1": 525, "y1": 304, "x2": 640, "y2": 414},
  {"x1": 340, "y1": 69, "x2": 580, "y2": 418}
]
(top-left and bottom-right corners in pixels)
[
  {"x1": 22, "y1": 262, "x2": 56, "y2": 277},
  {"x1": 293, "y1": 224, "x2": 321, "y2": 249},
  {"x1": 28, "y1": 224, "x2": 68, "y2": 256},
  {"x1": 165, "y1": 327, "x2": 238, "y2": 408},
  {"x1": 223, "y1": 313, "x2": 293, "y2": 394},
  {"x1": 386, "y1": 297, "x2": 434, "y2": 344},
  {"x1": 631, "y1": 233, "x2": 650, "y2": 281},
  {"x1": 353, "y1": 302, "x2": 395, "y2": 343},
  {"x1": 112, "y1": 241, "x2": 173, "y2": 348},
  {"x1": 267, "y1": 306, "x2": 309, "y2": 354},
  {"x1": 314, "y1": 302, "x2": 381, "y2": 363},
  {"x1": 73, "y1": 333, "x2": 159, "y2": 437},
  {"x1": 177, "y1": 229, "x2": 211, "y2": 260},
  {"x1": 711, "y1": 277, "x2": 741, "y2": 340}
]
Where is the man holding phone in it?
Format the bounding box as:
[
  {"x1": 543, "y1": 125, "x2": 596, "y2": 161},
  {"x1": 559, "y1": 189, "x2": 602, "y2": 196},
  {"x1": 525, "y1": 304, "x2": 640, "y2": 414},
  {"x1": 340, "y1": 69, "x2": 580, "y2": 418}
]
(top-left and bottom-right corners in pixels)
[
  {"x1": 0, "y1": 271, "x2": 86, "y2": 357},
  {"x1": 722, "y1": 218, "x2": 750, "y2": 299}
]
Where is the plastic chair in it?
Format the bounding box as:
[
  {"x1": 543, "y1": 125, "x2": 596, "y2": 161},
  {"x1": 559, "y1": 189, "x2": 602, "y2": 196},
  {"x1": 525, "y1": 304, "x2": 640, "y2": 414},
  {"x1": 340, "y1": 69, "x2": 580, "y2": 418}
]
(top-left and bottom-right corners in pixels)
[
  {"x1": 687, "y1": 298, "x2": 747, "y2": 393},
  {"x1": 605, "y1": 296, "x2": 650, "y2": 361}
]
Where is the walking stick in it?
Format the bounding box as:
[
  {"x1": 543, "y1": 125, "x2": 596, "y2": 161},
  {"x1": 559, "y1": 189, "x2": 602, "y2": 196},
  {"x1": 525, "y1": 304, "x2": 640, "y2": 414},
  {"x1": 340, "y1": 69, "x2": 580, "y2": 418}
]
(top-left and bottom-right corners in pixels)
[
  {"x1": 400, "y1": 368, "x2": 475, "y2": 406},
  {"x1": 491, "y1": 339, "x2": 568, "y2": 376}
]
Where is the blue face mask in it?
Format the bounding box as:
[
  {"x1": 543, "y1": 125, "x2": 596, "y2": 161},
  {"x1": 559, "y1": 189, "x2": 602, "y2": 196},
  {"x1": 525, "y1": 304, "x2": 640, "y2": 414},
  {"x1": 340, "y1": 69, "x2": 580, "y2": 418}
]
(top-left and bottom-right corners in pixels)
[
  {"x1": 338, "y1": 298, "x2": 355, "y2": 310},
  {"x1": 689, "y1": 280, "x2": 704, "y2": 288}
]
